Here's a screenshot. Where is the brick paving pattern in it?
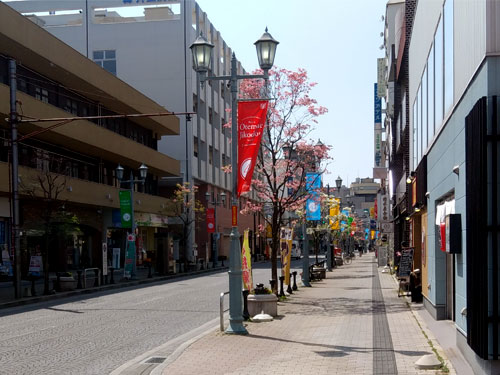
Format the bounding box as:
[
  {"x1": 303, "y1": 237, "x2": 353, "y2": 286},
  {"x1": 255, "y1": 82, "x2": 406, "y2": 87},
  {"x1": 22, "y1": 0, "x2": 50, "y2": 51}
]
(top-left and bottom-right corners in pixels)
[
  {"x1": 154, "y1": 254, "x2": 452, "y2": 375},
  {"x1": 372, "y1": 262, "x2": 398, "y2": 374}
]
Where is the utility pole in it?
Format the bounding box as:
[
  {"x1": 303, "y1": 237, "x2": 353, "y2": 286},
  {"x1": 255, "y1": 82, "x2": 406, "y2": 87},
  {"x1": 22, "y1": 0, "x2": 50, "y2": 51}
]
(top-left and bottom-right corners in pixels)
[{"x1": 9, "y1": 59, "x2": 21, "y2": 299}]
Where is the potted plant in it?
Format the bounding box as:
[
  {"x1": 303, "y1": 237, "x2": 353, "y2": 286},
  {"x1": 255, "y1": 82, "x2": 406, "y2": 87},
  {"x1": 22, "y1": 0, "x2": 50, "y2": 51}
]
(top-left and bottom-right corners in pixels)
[
  {"x1": 247, "y1": 283, "x2": 278, "y2": 317},
  {"x1": 58, "y1": 272, "x2": 77, "y2": 291}
]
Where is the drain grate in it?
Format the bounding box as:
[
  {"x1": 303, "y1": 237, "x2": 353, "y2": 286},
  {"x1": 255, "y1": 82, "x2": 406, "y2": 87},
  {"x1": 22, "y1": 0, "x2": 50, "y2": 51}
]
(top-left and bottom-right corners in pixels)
[{"x1": 144, "y1": 357, "x2": 166, "y2": 364}]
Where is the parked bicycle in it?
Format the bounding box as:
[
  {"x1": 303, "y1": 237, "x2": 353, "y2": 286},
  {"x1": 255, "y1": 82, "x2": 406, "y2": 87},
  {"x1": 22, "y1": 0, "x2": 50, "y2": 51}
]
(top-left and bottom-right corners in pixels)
[{"x1": 343, "y1": 252, "x2": 354, "y2": 265}]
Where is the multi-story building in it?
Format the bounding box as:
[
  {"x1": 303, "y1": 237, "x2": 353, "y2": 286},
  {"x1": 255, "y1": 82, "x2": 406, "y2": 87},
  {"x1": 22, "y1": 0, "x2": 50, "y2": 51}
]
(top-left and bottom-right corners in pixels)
[
  {"x1": 0, "y1": 2, "x2": 180, "y2": 279},
  {"x1": 7, "y1": 0, "x2": 261, "y2": 262},
  {"x1": 381, "y1": 0, "x2": 416, "y2": 264},
  {"x1": 384, "y1": 0, "x2": 500, "y2": 372}
]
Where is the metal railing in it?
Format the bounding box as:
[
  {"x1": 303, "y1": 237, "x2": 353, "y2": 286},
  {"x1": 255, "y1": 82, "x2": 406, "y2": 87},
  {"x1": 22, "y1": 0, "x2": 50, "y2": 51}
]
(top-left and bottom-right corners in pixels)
[{"x1": 219, "y1": 291, "x2": 229, "y2": 332}]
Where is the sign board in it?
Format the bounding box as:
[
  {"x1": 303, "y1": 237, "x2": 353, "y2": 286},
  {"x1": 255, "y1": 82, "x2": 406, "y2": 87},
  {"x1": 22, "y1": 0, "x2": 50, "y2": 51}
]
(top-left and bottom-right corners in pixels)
[
  {"x1": 374, "y1": 126, "x2": 383, "y2": 168},
  {"x1": 374, "y1": 83, "x2": 382, "y2": 124},
  {"x1": 398, "y1": 248, "x2": 414, "y2": 278},
  {"x1": 377, "y1": 58, "x2": 386, "y2": 98},
  {"x1": 28, "y1": 255, "x2": 43, "y2": 275},
  {"x1": 378, "y1": 245, "x2": 388, "y2": 267},
  {"x1": 381, "y1": 222, "x2": 393, "y2": 232}
]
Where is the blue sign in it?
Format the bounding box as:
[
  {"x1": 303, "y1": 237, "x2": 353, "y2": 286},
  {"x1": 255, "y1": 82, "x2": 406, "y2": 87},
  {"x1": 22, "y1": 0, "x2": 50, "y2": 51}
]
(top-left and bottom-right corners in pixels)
[
  {"x1": 374, "y1": 83, "x2": 381, "y2": 123},
  {"x1": 112, "y1": 209, "x2": 122, "y2": 228},
  {"x1": 306, "y1": 173, "x2": 321, "y2": 221}
]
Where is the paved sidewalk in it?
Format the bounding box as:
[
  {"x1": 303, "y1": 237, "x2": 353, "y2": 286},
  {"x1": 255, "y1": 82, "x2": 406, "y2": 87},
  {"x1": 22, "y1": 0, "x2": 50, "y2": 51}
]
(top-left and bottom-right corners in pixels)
[{"x1": 123, "y1": 253, "x2": 453, "y2": 375}]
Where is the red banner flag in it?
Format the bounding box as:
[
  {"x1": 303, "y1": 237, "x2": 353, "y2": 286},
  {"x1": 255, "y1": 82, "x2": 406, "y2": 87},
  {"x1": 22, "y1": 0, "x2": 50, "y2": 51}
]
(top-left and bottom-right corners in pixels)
[
  {"x1": 206, "y1": 208, "x2": 215, "y2": 233},
  {"x1": 237, "y1": 100, "x2": 268, "y2": 196}
]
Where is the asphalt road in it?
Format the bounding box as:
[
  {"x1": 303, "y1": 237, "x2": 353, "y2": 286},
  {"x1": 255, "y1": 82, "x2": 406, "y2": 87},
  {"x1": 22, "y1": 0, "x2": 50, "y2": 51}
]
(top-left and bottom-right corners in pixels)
[{"x1": 0, "y1": 259, "x2": 305, "y2": 375}]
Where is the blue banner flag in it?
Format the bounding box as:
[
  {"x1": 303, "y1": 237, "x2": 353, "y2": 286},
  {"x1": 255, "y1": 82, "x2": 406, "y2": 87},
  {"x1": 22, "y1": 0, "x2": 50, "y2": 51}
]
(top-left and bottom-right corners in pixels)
[{"x1": 306, "y1": 173, "x2": 321, "y2": 221}]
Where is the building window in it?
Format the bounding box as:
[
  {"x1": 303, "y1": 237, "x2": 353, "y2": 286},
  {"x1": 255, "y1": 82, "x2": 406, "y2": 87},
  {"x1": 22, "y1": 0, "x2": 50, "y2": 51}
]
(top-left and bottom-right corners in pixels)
[
  {"x1": 193, "y1": 137, "x2": 199, "y2": 157},
  {"x1": 422, "y1": 67, "x2": 428, "y2": 153},
  {"x1": 35, "y1": 87, "x2": 49, "y2": 103},
  {"x1": 428, "y1": 45, "x2": 435, "y2": 140},
  {"x1": 443, "y1": 0, "x2": 454, "y2": 115},
  {"x1": 209, "y1": 107, "x2": 213, "y2": 125},
  {"x1": 435, "y1": 17, "x2": 444, "y2": 129},
  {"x1": 93, "y1": 50, "x2": 116, "y2": 75},
  {"x1": 18, "y1": 79, "x2": 27, "y2": 93},
  {"x1": 209, "y1": 145, "x2": 213, "y2": 165},
  {"x1": 193, "y1": 94, "x2": 198, "y2": 113},
  {"x1": 64, "y1": 98, "x2": 78, "y2": 115}
]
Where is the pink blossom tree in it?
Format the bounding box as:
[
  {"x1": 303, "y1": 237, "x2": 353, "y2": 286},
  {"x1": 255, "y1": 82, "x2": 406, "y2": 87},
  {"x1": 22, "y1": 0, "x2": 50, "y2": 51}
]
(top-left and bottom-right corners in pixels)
[{"x1": 227, "y1": 67, "x2": 330, "y2": 289}]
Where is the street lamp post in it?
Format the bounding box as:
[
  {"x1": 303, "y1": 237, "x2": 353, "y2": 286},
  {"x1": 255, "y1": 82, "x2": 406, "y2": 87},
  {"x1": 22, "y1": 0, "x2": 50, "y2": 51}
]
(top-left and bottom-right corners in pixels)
[
  {"x1": 205, "y1": 190, "x2": 226, "y2": 267},
  {"x1": 190, "y1": 28, "x2": 278, "y2": 334},
  {"x1": 116, "y1": 163, "x2": 148, "y2": 279},
  {"x1": 326, "y1": 185, "x2": 333, "y2": 271}
]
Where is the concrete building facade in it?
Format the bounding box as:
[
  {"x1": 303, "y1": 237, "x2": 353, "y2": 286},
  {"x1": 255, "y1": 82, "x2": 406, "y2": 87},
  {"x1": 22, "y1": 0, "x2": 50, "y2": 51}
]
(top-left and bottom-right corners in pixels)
[
  {"x1": 6, "y1": 0, "x2": 263, "y2": 262},
  {"x1": 405, "y1": 0, "x2": 500, "y2": 372},
  {"x1": 0, "y1": 1, "x2": 181, "y2": 280}
]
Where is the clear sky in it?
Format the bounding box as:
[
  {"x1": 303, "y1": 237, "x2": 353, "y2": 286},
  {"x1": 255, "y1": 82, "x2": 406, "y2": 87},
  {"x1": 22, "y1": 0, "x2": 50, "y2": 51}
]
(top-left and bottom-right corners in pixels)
[{"x1": 196, "y1": 0, "x2": 388, "y2": 188}]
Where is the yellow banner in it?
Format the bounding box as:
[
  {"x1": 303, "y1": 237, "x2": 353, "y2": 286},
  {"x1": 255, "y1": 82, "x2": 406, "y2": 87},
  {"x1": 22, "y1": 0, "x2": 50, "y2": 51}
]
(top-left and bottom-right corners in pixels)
[
  {"x1": 266, "y1": 224, "x2": 272, "y2": 238},
  {"x1": 241, "y1": 229, "x2": 253, "y2": 291},
  {"x1": 330, "y1": 198, "x2": 340, "y2": 230},
  {"x1": 280, "y1": 227, "x2": 293, "y2": 285}
]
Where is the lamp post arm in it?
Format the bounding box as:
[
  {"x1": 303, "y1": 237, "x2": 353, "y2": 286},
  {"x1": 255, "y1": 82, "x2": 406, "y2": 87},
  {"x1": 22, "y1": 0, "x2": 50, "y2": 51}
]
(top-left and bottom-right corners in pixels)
[{"x1": 201, "y1": 72, "x2": 268, "y2": 85}]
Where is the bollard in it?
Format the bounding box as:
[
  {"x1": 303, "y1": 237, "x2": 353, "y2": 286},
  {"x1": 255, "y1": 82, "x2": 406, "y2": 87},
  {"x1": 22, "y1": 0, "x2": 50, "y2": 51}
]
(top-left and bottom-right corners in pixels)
[
  {"x1": 269, "y1": 279, "x2": 277, "y2": 297},
  {"x1": 147, "y1": 262, "x2": 152, "y2": 278},
  {"x1": 279, "y1": 276, "x2": 285, "y2": 297},
  {"x1": 109, "y1": 267, "x2": 115, "y2": 284},
  {"x1": 242, "y1": 289, "x2": 250, "y2": 320},
  {"x1": 292, "y1": 271, "x2": 298, "y2": 291},
  {"x1": 94, "y1": 269, "x2": 99, "y2": 287},
  {"x1": 76, "y1": 270, "x2": 83, "y2": 289},
  {"x1": 287, "y1": 274, "x2": 293, "y2": 294}
]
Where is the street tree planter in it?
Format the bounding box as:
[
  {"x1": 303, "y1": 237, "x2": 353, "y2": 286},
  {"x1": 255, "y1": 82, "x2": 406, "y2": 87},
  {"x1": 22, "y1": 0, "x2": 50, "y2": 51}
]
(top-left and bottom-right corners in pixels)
[
  {"x1": 247, "y1": 294, "x2": 278, "y2": 318},
  {"x1": 59, "y1": 276, "x2": 77, "y2": 291}
]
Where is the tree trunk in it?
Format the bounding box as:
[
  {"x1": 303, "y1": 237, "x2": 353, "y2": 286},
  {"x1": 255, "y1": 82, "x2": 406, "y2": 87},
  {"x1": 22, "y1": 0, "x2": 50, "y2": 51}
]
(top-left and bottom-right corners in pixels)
[{"x1": 270, "y1": 210, "x2": 280, "y2": 294}]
